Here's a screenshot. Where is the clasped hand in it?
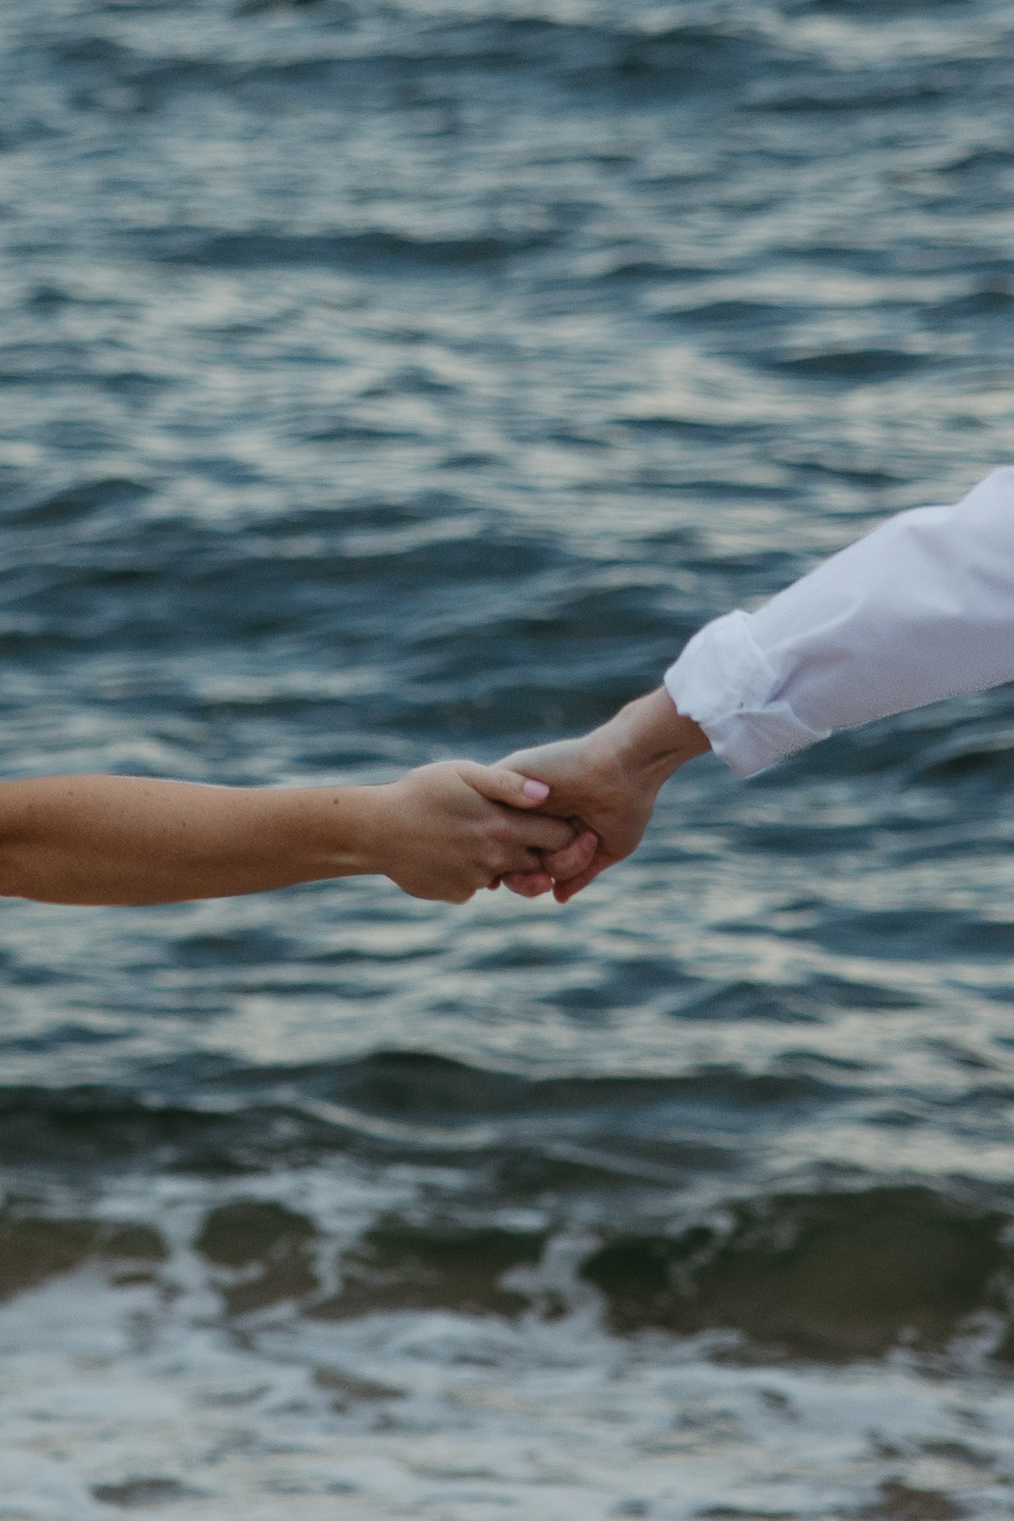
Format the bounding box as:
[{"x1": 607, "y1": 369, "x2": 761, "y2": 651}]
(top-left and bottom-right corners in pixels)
[{"x1": 495, "y1": 688, "x2": 711, "y2": 902}]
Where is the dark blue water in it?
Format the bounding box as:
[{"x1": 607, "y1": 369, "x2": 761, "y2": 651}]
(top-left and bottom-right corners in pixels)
[{"x1": 3, "y1": 0, "x2": 1014, "y2": 1513}]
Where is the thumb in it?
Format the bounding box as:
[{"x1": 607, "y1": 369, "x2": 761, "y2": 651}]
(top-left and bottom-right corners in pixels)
[{"x1": 460, "y1": 763, "x2": 550, "y2": 809}]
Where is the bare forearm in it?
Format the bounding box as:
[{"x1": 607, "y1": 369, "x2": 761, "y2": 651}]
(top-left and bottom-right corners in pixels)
[{"x1": 0, "y1": 775, "x2": 376, "y2": 905}]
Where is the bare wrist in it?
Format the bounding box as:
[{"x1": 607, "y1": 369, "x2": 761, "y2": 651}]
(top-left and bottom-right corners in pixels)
[
  {"x1": 598, "y1": 687, "x2": 710, "y2": 789},
  {"x1": 332, "y1": 784, "x2": 394, "y2": 878}
]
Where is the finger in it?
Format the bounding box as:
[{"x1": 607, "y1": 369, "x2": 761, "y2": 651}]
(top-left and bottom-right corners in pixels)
[
  {"x1": 541, "y1": 830, "x2": 598, "y2": 882},
  {"x1": 458, "y1": 763, "x2": 551, "y2": 810},
  {"x1": 521, "y1": 814, "x2": 579, "y2": 852},
  {"x1": 501, "y1": 869, "x2": 554, "y2": 897},
  {"x1": 552, "y1": 859, "x2": 608, "y2": 903},
  {"x1": 486, "y1": 877, "x2": 501, "y2": 890},
  {"x1": 502, "y1": 833, "x2": 597, "y2": 896}
]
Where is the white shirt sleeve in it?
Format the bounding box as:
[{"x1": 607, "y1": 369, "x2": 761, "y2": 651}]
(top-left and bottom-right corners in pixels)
[{"x1": 663, "y1": 466, "x2": 1014, "y2": 776}]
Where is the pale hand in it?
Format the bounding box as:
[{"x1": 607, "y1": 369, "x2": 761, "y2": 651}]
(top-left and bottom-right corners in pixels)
[{"x1": 498, "y1": 689, "x2": 710, "y2": 902}]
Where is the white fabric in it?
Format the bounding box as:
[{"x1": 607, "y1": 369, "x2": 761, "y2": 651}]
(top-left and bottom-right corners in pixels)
[{"x1": 664, "y1": 467, "x2": 1014, "y2": 776}]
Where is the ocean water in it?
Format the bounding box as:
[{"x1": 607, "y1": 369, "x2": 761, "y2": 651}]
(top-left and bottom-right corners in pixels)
[{"x1": 2, "y1": 0, "x2": 1014, "y2": 1514}]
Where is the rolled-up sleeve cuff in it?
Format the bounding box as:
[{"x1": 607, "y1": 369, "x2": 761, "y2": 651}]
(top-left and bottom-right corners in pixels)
[{"x1": 663, "y1": 610, "x2": 830, "y2": 777}]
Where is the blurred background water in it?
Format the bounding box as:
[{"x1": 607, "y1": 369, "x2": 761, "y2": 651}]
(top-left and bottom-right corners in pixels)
[{"x1": 3, "y1": 0, "x2": 1014, "y2": 1515}]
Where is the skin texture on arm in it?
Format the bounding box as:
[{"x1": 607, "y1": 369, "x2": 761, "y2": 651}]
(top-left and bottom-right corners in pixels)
[
  {"x1": 499, "y1": 687, "x2": 710, "y2": 901},
  {"x1": 0, "y1": 762, "x2": 586, "y2": 907}
]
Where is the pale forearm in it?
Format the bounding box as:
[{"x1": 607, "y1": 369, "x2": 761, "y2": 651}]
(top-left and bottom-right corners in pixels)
[{"x1": 0, "y1": 774, "x2": 379, "y2": 905}]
